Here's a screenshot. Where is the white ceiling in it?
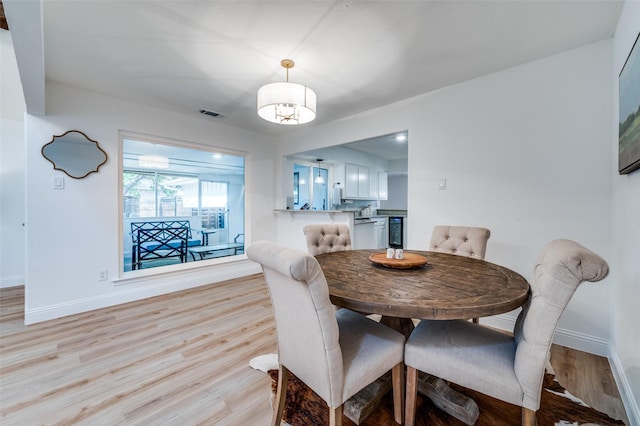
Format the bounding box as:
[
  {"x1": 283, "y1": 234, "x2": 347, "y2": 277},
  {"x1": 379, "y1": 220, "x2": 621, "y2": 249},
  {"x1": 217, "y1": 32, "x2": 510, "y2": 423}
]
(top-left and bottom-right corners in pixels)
[
  {"x1": 292, "y1": 130, "x2": 409, "y2": 163},
  {"x1": 343, "y1": 131, "x2": 408, "y2": 161},
  {"x1": 6, "y1": 0, "x2": 623, "y2": 137}
]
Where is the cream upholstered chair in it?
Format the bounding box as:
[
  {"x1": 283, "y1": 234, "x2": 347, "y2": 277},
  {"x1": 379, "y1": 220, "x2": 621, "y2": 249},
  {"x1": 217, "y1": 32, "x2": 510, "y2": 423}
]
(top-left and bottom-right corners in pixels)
[
  {"x1": 304, "y1": 224, "x2": 352, "y2": 256},
  {"x1": 429, "y1": 225, "x2": 490, "y2": 260},
  {"x1": 404, "y1": 239, "x2": 609, "y2": 426},
  {"x1": 247, "y1": 241, "x2": 405, "y2": 426},
  {"x1": 430, "y1": 225, "x2": 491, "y2": 323}
]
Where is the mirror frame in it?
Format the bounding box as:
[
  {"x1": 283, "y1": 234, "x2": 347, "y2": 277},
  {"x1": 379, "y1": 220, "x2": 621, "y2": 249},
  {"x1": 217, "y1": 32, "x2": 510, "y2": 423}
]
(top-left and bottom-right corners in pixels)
[{"x1": 42, "y1": 130, "x2": 108, "y2": 179}]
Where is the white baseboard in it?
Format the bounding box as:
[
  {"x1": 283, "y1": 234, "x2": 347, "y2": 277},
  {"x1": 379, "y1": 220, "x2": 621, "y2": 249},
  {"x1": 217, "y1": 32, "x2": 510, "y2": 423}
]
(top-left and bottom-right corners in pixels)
[
  {"x1": 550, "y1": 326, "x2": 610, "y2": 357},
  {"x1": 1, "y1": 274, "x2": 25, "y2": 288},
  {"x1": 25, "y1": 261, "x2": 262, "y2": 324},
  {"x1": 479, "y1": 313, "x2": 517, "y2": 332},
  {"x1": 609, "y1": 346, "x2": 640, "y2": 426},
  {"x1": 481, "y1": 313, "x2": 609, "y2": 357}
]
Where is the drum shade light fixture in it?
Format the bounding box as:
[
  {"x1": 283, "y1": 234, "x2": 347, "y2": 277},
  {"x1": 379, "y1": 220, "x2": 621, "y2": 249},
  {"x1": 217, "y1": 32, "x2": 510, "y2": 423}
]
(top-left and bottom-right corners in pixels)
[{"x1": 257, "y1": 59, "x2": 316, "y2": 125}]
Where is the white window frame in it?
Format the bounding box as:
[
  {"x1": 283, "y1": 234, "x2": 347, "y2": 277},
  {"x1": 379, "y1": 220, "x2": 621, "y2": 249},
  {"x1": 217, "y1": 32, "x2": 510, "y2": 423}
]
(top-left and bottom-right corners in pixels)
[{"x1": 117, "y1": 131, "x2": 247, "y2": 280}]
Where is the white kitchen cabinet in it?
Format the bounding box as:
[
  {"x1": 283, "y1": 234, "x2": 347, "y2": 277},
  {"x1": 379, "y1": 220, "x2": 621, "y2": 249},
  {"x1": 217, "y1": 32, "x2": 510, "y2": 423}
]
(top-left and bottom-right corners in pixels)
[
  {"x1": 345, "y1": 163, "x2": 372, "y2": 199},
  {"x1": 357, "y1": 167, "x2": 371, "y2": 199},
  {"x1": 353, "y1": 220, "x2": 375, "y2": 249},
  {"x1": 373, "y1": 217, "x2": 387, "y2": 249},
  {"x1": 354, "y1": 217, "x2": 386, "y2": 249},
  {"x1": 371, "y1": 170, "x2": 379, "y2": 200},
  {"x1": 345, "y1": 163, "x2": 359, "y2": 198},
  {"x1": 377, "y1": 171, "x2": 388, "y2": 200}
]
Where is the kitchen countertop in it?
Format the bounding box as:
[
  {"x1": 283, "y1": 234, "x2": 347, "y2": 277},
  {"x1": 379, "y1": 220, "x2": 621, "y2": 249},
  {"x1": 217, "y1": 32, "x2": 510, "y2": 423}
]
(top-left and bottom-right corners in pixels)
[
  {"x1": 273, "y1": 209, "x2": 406, "y2": 218},
  {"x1": 354, "y1": 219, "x2": 375, "y2": 224},
  {"x1": 273, "y1": 209, "x2": 352, "y2": 213}
]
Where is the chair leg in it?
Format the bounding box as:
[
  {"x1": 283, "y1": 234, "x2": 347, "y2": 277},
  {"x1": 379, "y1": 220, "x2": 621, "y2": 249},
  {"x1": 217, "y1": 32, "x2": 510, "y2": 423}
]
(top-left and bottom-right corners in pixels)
[
  {"x1": 392, "y1": 363, "x2": 405, "y2": 424},
  {"x1": 271, "y1": 364, "x2": 289, "y2": 426},
  {"x1": 329, "y1": 405, "x2": 343, "y2": 426},
  {"x1": 522, "y1": 407, "x2": 537, "y2": 426},
  {"x1": 472, "y1": 317, "x2": 479, "y2": 324},
  {"x1": 405, "y1": 366, "x2": 419, "y2": 426}
]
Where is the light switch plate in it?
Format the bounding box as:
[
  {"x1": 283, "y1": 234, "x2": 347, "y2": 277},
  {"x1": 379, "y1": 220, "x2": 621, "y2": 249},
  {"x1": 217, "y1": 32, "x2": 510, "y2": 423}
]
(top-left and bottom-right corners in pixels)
[{"x1": 53, "y1": 176, "x2": 65, "y2": 189}]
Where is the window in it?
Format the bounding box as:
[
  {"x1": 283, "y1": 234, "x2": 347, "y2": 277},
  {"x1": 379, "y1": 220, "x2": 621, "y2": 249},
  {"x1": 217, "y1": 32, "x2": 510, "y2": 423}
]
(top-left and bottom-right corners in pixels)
[
  {"x1": 122, "y1": 136, "x2": 245, "y2": 272},
  {"x1": 293, "y1": 162, "x2": 329, "y2": 210}
]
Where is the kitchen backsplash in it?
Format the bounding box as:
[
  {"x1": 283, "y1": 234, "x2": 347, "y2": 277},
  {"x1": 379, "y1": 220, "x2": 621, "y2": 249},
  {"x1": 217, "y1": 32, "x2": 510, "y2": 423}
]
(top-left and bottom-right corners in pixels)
[
  {"x1": 376, "y1": 209, "x2": 408, "y2": 216},
  {"x1": 337, "y1": 199, "x2": 379, "y2": 214}
]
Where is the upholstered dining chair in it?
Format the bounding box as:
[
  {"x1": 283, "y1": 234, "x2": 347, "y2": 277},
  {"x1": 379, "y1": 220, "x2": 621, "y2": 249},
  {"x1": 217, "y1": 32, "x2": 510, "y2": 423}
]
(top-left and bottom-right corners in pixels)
[
  {"x1": 304, "y1": 223, "x2": 352, "y2": 256},
  {"x1": 247, "y1": 241, "x2": 405, "y2": 426},
  {"x1": 404, "y1": 239, "x2": 609, "y2": 426},
  {"x1": 429, "y1": 225, "x2": 491, "y2": 260},
  {"x1": 429, "y1": 225, "x2": 491, "y2": 323}
]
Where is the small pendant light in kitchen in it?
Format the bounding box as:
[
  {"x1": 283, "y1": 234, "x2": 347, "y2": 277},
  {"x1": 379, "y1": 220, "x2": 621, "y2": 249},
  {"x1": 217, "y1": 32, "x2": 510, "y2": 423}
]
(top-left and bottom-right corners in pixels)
[{"x1": 315, "y1": 159, "x2": 325, "y2": 184}]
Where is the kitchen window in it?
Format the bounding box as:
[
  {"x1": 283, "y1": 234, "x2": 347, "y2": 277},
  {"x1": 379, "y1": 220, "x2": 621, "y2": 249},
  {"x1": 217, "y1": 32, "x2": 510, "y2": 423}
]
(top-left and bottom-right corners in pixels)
[{"x1": 293, "y1": 161, "x2": 329, "y2": 210}]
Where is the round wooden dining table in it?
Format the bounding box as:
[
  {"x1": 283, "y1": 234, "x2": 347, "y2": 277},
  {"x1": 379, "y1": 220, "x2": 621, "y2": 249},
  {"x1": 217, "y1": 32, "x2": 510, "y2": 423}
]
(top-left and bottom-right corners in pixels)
[
  {"x1": 316, "y1": 249, "x2": 531, "y2": 424},
  {"x1": 315, "y1": 249, "x2": 530, "y2": 338}
]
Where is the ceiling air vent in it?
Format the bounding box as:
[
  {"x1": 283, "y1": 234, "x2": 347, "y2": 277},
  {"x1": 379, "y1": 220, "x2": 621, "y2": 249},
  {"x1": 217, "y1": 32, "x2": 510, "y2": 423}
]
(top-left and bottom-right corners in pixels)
[{"x1": 199, "y1": 109, "x2": 225, "y2": 118}]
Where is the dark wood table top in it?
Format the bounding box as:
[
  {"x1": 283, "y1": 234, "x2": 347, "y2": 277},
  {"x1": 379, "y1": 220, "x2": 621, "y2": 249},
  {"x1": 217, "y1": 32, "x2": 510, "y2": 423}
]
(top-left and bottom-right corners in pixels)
[{"x1": 315, "y1": 249, "x2": 530, "y2": 320}]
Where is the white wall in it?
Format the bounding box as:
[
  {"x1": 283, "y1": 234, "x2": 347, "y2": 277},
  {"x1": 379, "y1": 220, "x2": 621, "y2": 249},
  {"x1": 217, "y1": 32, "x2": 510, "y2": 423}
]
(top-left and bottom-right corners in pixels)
[
  {"x1": 279, "y1": 40, "x2": 614, "y2": 355},
  {"x1": 23, "y1": 82, "x2": 278, "y2": 323},
  {"x1": 611, "y1": 1, "x2": 640, "y2": 423},
  {"x1": 0, "y1": 30, "x2": 26, "y2": 288},
  {"x1": 381, "y1": 175, "x2": 408, "y2": 210}
]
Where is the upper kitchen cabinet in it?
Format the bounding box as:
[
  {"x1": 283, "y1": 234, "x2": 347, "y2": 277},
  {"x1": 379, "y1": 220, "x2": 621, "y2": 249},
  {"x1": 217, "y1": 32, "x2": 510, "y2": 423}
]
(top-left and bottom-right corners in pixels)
[
  {"x1": 345, "y1": 164, "x2": 388, "y2": 201},
  {"x1": 370, "y1": 168, "x2": 378, "y2": 200},
  {"x1": 377, "y1": 170, "x2": 388, "y2": 200},
  {"x1": 345, "y1": 163, "x2": 358, "y2": 198},
  {"x1": 345, "y1": 163, "x2": 373, "y2": 199}
]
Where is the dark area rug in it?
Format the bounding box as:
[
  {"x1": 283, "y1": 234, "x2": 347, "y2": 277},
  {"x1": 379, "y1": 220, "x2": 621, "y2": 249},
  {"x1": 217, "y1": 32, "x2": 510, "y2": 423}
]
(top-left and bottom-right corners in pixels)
[{"x1": 268, "y1": 370, "x2": 625, "y2": 426}]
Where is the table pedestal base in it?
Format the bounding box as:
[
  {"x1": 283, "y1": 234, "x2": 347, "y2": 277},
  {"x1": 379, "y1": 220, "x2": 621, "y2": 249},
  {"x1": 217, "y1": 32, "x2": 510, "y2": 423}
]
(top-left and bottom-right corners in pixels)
[
  {"x1": 417, "y1": 373, "x2": 479, "y2": 426},
  {"x1": 344, "y1": 373, "x2": 392, "y2": 424},
  {"x1": 380, "y1": 316, "x2": 416, "y2": 339},
  {"x1": 342, "y1": 371, "x2": 478, "y2": 425},
  {"x1": 348, "y1": 317, "x2": 478, "y2": 425}
]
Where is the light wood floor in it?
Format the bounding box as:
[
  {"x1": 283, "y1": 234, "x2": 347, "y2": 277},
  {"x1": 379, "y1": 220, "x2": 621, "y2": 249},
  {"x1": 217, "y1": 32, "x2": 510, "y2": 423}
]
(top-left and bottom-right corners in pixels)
[
  {"x1": 0, "y1": 276, "x2": 277, "y2": 425},
  {"x1": 0, "y1": 275, "x2": 629, "y2": 425}
]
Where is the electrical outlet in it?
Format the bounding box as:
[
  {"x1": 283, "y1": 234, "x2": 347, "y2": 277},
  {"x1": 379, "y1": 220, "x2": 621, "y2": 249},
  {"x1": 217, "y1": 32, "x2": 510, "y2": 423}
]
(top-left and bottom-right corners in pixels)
[{"x1": 98, "y1": 269, "x2": 109, "y2": 281}]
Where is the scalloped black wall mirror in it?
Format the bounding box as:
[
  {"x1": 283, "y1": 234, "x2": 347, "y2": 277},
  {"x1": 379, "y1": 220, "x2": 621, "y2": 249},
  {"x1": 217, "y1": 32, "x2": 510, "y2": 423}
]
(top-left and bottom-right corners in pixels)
[{"x1": 42, "y1": 130, "x2": 108, "y2": 179}]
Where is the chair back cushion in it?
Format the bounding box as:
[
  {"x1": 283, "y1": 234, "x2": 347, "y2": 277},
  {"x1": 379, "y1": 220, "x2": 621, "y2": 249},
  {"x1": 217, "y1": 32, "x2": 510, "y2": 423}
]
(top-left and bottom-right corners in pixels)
[
  {"x1": 429, "y1": 225, "x2": 490, "y2": 259},
  {"x1": 513, "y1": 239, "x2": 608, "y2": 410},
  {"x1": 246, "y1": 241, "x2": 343, "y2": 405},
  {"x1": 303, "y1": 224, "x2": 352, "y2": 255}
]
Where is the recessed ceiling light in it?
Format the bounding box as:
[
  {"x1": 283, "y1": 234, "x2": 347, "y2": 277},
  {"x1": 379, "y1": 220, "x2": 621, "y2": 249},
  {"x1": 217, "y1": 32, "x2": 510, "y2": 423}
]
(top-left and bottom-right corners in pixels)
[
  {"x1": 213, "y1": 153, "x2": 222, "y2": 159},
  {"x1": 395, "y1": 134, "x2": 407, "y2": 142}
]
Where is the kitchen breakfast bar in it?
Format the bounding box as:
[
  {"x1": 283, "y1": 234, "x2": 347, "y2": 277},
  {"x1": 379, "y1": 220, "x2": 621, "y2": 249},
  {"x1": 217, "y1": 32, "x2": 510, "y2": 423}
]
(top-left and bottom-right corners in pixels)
[{"x1": 273, "y1": 209, "x2": 407, "y2": 252}]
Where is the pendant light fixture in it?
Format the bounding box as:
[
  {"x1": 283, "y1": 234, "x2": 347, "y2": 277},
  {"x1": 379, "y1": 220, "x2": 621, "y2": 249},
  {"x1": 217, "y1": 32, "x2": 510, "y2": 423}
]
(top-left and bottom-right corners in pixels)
[
  {"x1": 315, "y1": 159, "x2": 325, "y2": 184},
  {"x1": 257, "y1": 59, "x2": 317, "y2": 125}
]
